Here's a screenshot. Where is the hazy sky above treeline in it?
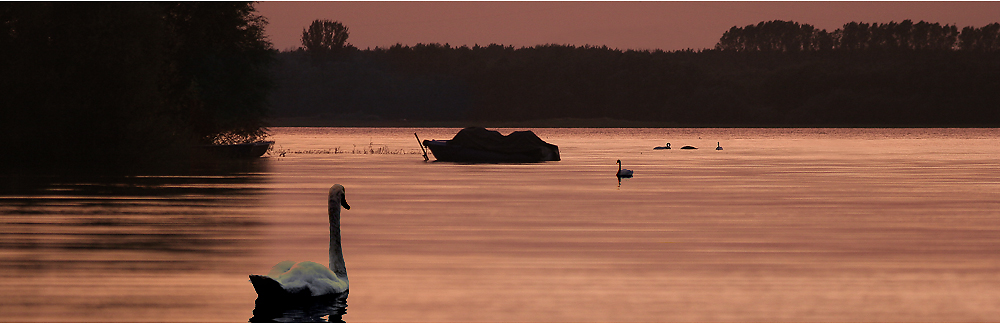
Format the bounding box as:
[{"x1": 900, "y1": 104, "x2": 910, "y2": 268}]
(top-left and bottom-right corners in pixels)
[{"x1": 256, "y1": 1, "x2": 1000, "y2": 52}]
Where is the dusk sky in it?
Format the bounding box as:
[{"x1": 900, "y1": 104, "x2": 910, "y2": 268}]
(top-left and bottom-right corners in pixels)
[{"x1": 256, "y1": 1, "x2": 1000, "y2": 52}]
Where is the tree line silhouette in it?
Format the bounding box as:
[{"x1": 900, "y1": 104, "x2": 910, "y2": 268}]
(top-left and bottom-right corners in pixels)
[
  {"x1": 716, "y1": 19, "x2": 1000, "y2": 52},
  {"x1": 5, "y1": 11, "x2": 1000, "y2": 174},
  {"x1": 270, "y1": 19, "x2": 1000, "y2": 127},
  {"x1": 2, "y1": 2, "x2": 272, "y2": 174}
]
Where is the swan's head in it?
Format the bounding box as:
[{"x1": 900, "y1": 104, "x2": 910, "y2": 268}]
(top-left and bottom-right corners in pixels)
[
  {"x1": 329, "y1": 184, "x2": 350, "y2": 210},
  {"x1": 617, "y1": 159, "x2": 622, "y2": 164}
]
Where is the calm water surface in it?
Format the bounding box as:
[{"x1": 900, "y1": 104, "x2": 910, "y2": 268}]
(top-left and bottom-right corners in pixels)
[{"x1": 2, "y1": 127, "x2": 1000, "y2": 322}]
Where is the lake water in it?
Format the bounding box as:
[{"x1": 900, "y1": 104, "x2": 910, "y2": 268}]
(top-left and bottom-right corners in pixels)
[{"x1": 2, "y1": 127, "x2": 1000, "y2": 322}]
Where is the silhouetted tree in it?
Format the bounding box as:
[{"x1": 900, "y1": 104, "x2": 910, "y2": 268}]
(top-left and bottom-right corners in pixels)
[
  {"x1": 301, "y1": 19, "x2": 350, "y2": 57},
  {"x1": 836, "y1": 22, "x2": 872, "y2": 50},
  {"x1": 1, "y1": 2, "x2": 274, "y2": 174},
  {"x1": 909, "y1": 21, "x2": 959, "y2": 50},
  {"x1": 960, "y1": 23, "x2": 1000, "y2": 52},
  {"x1": 837, "y1": 20, "x2": 959, "y2": 51},
  {"x1": 716, "y1": 20, "x2": 830, "y2": 52},
  {"x1": 163, "y1": 2, "x2": 275, "y2": 144}
]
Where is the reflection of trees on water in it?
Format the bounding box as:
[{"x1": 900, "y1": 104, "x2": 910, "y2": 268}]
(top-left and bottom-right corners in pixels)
[
  {"x1": 250, "y1": 291, "x2": 348, "y2": 323},
  {"x1": 0, "y1": 159, "x2": 271, "y2": 272}
]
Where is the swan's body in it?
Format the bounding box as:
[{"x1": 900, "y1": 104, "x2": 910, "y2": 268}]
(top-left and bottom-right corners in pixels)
[
  {"x1": 265, "y1": 260, "x2": 347, "y2": 296},
  {"x1": 680, "y1": 145, "x2": 697, "y2": 150},
  {"x1": 653, "y1": 143, "x2": 671, "y2": 150},
  {"x1": 251, "y1": 184, "x2": 351, "y2": 299},
  {"x1": 716, "y1": 142, "x2": 723, "y2": 150},
  {"x1": 616, "y1": 159, "x2": 633, "y2": 178}
]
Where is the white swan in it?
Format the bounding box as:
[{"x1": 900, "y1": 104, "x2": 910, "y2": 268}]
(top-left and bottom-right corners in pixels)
[
  {"x1": 616, "y1": 159, "x2": 633, "y2": 178},
  {"x1": 716, "y1": 142, "x2": 723, "y2": 150},
  {"x1": 250, "y1": 184, "x2": 351, "y2": 299}
]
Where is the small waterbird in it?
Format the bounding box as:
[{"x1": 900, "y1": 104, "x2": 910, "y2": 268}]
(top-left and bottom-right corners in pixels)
[
  {"x1": 653, "y1": 143, "x2": 671, "y2": 150},
  {"x1": 616, "y1": 159, "x2": 634, "y2": 178}
]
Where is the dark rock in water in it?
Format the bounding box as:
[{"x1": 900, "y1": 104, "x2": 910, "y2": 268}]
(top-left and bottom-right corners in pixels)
[
  {"x1": 249, "y1": 275, "x2": 349, "y2": 322},
  {"x1": 680, "y1": 145, "x2": 697, "y2": 150},
  {"x1": 422, "y1": 127, "x2": 560, "y2": 162}
]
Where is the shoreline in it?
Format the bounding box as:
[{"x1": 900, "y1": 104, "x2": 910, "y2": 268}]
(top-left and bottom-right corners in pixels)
[{"x1": 267, "y1": 117, "x2": 998, "y2": 128}]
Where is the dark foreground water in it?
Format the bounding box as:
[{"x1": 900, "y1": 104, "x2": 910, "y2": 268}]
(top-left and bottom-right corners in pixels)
[{"x1": 2, "y1": 128, "x2": 1000, "y2": 322}]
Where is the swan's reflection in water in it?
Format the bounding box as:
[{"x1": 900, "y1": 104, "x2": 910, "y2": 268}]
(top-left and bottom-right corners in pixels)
[
  {"x1": 250, "y1": 291, "x2": 348, "y2": 323},
  {"x1": 617, "y1": 175, "x2": 630, "y2": 187}
]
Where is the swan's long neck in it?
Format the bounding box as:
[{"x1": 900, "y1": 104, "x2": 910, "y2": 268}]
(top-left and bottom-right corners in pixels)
[{"x1": 329, "y1": 198, "x2": 348, "y2": 280}]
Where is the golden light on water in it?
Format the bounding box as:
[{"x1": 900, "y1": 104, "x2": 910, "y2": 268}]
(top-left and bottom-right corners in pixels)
[{"x1": 3, "y1": 128, "x2": 1000, "y2": 321}]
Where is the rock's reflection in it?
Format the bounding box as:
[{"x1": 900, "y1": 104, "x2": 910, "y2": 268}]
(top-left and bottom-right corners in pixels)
[{"x1": 250, "y1": 291, "x2": 348, "y2": 323}]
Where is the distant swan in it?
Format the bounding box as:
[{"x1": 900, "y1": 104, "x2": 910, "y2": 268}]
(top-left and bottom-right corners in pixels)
[
  {"x1": 653, "y1": 143, "x2": 671, "y2": 150},
  {"x1": 250, "y1": 184, "x2": 352, "y2": 299},
  {"x1": 616, "y1": 159, "x2": 633, "y2": 178},
  {"x1": 716, "y1": 142, "x2": 723, "y2": 150},
  {"x1": 680, "y1": 145, "x2": 697, "y2": 150}
]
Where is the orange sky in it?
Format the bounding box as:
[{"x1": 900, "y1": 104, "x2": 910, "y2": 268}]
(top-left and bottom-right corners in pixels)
[{"x1": 256, "y1": 1, "x2": 1000, "y2": 51}]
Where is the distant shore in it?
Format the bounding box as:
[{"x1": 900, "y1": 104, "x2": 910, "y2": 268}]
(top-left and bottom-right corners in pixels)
[
  {"x1": 268, "y1": 117, "x2": 678, "y2": 128},
  {"x1": 267, "y1": 117, "x2": 995, "y2": 128}
]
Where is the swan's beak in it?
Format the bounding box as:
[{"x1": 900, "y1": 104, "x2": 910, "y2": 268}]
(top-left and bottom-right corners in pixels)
[{"x1": 341, "y1": 193, "x2": 350, "y2": 210}]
